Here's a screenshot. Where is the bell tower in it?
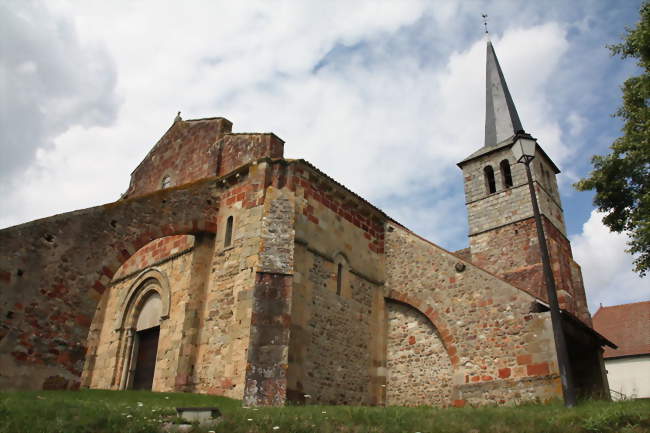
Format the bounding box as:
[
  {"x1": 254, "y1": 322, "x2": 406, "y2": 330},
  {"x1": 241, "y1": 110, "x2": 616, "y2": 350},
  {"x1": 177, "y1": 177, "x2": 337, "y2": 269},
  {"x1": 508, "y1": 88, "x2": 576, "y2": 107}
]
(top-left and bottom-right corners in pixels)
[{"x1": 457, "y1": 41, "x2": 590, "y2": 324}]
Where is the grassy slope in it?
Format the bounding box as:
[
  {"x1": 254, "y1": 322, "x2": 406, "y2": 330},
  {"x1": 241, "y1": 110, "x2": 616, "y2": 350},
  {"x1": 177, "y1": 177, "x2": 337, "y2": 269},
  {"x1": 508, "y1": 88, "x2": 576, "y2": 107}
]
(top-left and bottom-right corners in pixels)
[{"x1": 1, "y1": 390, "x2": 649, "y2": 433}]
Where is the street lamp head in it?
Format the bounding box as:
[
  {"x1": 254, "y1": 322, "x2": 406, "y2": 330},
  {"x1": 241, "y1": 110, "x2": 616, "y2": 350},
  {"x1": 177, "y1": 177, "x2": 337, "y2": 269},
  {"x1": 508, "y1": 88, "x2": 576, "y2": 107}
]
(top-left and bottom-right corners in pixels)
[{"x1": 511, "y1": 132, "x2": 537, "y2": 164}]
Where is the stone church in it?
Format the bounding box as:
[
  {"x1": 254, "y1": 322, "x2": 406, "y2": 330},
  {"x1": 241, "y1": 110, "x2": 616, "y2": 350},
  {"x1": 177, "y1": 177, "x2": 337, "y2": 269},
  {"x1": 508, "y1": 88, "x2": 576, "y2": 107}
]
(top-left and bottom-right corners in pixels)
[{"x1": 0, "y1": 41, "x2": 614, "y2": 407}]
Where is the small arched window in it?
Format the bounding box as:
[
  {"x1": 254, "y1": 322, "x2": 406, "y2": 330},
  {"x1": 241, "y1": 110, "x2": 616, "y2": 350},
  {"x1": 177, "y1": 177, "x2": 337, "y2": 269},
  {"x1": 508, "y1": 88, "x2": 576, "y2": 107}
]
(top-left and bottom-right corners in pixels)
[
  {"x1": 224, "y1": 216, "x2": 234, "y2": 247},
  {"x1": 334, "y1": 254, "x2": 349, "y2": 297},
  {"x1": 500, "y1": 159, "x2": 513, "y2": 188},
  {"x1": 336, "y1": 263, "x2": 343, "y2": 296},
  {"x1": 484, "y1": 166, "x2": 496, "y2": 194},
  {"x1": 161, "y1": 175, "x2": 172, "y2": 189}
]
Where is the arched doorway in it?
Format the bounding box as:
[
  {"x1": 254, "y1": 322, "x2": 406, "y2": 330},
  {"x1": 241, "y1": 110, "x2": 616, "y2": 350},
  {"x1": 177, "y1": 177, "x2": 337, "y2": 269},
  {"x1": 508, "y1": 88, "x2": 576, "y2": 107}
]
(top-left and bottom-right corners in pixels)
[
  {"x1": 112, "y1": 269, "x2": 171, "y2": 391},
  {"x1": 131, "y1": 292, "x2": 162, "y2": 390}
]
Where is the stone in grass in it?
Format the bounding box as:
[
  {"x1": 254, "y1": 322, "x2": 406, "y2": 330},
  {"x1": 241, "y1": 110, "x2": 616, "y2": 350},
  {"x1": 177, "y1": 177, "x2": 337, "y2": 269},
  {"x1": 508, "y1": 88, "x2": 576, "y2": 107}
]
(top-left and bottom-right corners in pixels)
[
  {"x1": 175, "y1": 407, "x2": 221, "y2": 424},
  {"x1": 162, "y1": 407, "x2": 222, "y2": 432}
]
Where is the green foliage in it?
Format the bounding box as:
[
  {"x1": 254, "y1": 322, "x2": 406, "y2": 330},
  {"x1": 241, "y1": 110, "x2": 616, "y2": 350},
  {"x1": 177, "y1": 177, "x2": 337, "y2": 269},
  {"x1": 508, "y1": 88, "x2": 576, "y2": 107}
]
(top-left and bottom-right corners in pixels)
[
  {"x1": 1, "y1": 390, "x2": 650, "y2": 433},
  {"x1": 575, "y1": 1, "x2": 650, "y2": 276}
]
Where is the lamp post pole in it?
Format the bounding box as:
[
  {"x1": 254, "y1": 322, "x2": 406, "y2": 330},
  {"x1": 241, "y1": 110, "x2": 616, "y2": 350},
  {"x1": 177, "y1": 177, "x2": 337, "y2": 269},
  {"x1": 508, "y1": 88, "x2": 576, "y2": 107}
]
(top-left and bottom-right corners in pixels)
[{"x1": 521, "y1": 157, "x2": 577, "y2": 408}]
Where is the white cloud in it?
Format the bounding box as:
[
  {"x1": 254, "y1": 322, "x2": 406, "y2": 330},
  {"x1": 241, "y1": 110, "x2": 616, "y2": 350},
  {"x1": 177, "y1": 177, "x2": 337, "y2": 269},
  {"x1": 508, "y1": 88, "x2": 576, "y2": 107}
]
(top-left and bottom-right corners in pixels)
[
  {"x1": 0, "y1": 0, "x2": 119, "y2": 180},
  {"x1": 571, "y1": 210, "x2": 648, "y2": 313},
  {"x1": 567, "y1": 111, "x2": 587, "y2": 136},
  {"x1": 0, "y1": 2, "x2": 640, "y2": 271},
  {"x1": 2, "y1": 1, "x2": 573, "y2": 232}
]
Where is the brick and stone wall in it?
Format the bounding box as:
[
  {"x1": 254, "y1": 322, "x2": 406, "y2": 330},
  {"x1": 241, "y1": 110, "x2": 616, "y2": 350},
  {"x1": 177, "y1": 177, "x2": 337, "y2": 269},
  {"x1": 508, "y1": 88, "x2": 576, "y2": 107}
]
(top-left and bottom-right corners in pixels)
[
  {"x1": 286, "y1": 161, "x2": 385, "y2": 405},
  {"x1": 125, "y1": 117, "x2": 285, "y2": 200},
  {"x1": 126, "y1": 118, "x2": 232, "y2": 198},
  {"x1": 386, "y1": 300, "x2": 453, "y2": 406},
  {"x1": 218, "y1": 133, "x2": 284, "y2": 177},
  {"x1": 459, "y1": 145, "x2": 590, "y2": 325},
  {"x1": 470, "y1": 217, "x2": 591, "y2": 324},
  {"x1": 0, "y1": 179, "x2": 220, "y2": 391},
  {"x1": 83, "y1": 250, "x2": 195, "y2": 391},
  {"x1": 1, "y1": 114, "x2": 597, "y2": 408},
  {"x1": 384, "y1": 224, "x2": 562, "y2": 406},
  {"x1": 83, "y1": 159, "x2": 294, "y2": 401},
  {"x1": 112, "y1": 236, "x2": 194, "y2": 280},
  {"x1": 462, "y1": 147, "x2": 566, "y2": 237},
  {"x1": 193, "y1": 171, "x2": 271, "y2": 400}
]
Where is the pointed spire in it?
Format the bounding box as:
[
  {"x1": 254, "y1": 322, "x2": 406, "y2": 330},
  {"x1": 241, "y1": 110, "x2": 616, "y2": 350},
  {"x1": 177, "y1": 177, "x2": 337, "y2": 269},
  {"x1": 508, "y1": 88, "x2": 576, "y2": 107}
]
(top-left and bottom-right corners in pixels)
[{"x1": 484, "y1": 41, "x2": 523, "y2": 148}]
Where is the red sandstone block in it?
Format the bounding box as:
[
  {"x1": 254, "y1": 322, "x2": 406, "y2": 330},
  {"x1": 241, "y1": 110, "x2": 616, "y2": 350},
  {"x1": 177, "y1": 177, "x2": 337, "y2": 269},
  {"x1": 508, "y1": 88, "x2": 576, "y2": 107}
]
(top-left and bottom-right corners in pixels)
[
  {"x1": 481, "y1": 375, "x2": 493, "y2": 381},
  {"x1": 205, "y1": 222, "x2": 218, "y2": 233},
  {"x1": 408, "y1": 336, "x2": 416, "y2": 345},
  {"x1": 118, "y1": 249, "x2": 131, "y2": 262},
  {"x1": 517, "y1": 354, "x2": 532, "y2": 365},
  {"x1": 101, "y1": 266, "x2": 114, "y2": 278},
  {"x1": 0, "y1": 270, "x2": 11, "y2": 284},
  {"x1": 498, "y1": 368, "x2": 511, "y2": 379},
  {"x1": 75, "y1": 314, "x2": 92, "y2": 327},
  {"x1": 526, "y1": 362, "x2": 549, "y2": 376},
  {"x1": 92, "y1": 281, "x2": 105, "y2": 294},
  {"x1": 471, "y1": 375, "x2": 480, "y2": 383},
  {"x1": 452, "y1": 400, "x2": 466, "y2": 408}
]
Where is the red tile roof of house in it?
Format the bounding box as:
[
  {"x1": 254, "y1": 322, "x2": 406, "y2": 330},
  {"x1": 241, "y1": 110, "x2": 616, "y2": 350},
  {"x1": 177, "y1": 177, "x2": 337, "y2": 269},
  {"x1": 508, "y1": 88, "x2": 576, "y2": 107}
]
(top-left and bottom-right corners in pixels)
[{"x1": 592, "y1": 301, "x2": 650, "y2": 359}]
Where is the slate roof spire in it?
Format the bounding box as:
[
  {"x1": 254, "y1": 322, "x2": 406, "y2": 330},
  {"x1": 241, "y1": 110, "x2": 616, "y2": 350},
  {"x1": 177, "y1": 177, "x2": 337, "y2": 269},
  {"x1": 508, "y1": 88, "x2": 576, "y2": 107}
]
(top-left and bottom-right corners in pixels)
[{"x1": 484, "y1": 40, "x2": 523, "y2": 148}]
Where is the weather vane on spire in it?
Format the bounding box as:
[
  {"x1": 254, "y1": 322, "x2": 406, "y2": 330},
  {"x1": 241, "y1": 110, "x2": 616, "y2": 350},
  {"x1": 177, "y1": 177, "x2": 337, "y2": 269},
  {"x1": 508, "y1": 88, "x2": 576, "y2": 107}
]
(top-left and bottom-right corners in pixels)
[{"x1": 482, "y1": 13, "x2": 489, "y2": 34}]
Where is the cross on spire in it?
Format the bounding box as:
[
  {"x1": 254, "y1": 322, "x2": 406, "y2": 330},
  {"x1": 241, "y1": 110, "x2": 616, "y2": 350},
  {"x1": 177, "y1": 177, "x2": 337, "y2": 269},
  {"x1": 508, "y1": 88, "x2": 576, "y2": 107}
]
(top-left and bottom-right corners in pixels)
[{"x1": 482, "y1": 13, "x2": 489, "y2": 34}]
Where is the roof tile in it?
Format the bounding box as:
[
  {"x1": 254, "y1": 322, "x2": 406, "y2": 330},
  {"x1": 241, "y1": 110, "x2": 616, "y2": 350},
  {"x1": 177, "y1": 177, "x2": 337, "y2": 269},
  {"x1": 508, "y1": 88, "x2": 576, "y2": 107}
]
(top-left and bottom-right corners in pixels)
[{"x1": 592, "y1": 301, "x2": 650, "y2": 358}]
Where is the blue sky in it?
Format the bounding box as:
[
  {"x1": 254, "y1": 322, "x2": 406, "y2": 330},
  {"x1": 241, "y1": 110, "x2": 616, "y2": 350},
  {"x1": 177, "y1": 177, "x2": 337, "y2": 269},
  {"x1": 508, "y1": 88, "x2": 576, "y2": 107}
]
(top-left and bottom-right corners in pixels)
[{"x1": 1, "y1": 0, "x2": 647, "y2": 311}]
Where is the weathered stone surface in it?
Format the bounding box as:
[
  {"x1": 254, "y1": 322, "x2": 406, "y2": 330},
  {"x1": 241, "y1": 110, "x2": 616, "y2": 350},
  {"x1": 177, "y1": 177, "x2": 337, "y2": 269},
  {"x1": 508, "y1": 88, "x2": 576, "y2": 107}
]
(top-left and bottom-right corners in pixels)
[
  {"x1": 386, "y1": 301, "x2": 452, "y2": 406},
  {"x1": 384, "y1": 224, "x2": 561, "y2": 406},
  {"x1": 460, "y1": 145, "x2": 591, "y2": 325},
  {"x1": 0, "y1": 115, "x2": 604, "y2": 408},
  {"x1": 0, "y1": 179, "x2": 220, "y2": 390}
]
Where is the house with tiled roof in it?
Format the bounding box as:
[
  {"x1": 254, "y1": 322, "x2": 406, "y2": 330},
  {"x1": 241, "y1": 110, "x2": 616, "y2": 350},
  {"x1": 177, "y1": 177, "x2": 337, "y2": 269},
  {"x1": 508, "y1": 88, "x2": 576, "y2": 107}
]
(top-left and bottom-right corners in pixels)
[{"x1": 593, "y1": 301, "x2": 650, "y2": 399}]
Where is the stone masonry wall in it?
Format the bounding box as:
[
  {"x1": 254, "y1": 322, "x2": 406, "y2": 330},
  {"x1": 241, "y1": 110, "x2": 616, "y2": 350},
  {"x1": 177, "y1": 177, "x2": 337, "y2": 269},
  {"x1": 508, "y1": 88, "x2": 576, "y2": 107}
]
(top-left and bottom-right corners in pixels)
[
  {"x1": 0, "y1": 179, "x2": 219, "y2": 391},
  {"x1": 286, "y1": 161, "x2": 384, "y2": 405},
  {"x1": 218, "y1": 134, "x2": 285, "y2": 177},
  {"x1": 112, "y1": 236, "x2": 194, "y2": 280},
  {"x1": 290, "y1": 246, "x2": 374, "y2": 405},
  {"x1": 385, "y1": 224, "x2": 561, "y2": 407},
  {"x1": 84, "y1": 250, "x2": 194, "y2": 391},
  {"x1": 194, "y1": 167, "x2": 275, "y2": 400},
  {"x1": 84, "y1": 160, "x2": 286, "y2": 400},
  {"x1": 462, "y1": 146, "x2": 566, "y2": 237},
  {"x1": 126, "y1": 118, "x2": 232, "y2": 198},
  {"x1": 243, "y1": 185, "x2": 296, "y2": 406},
  {"x1": 386, "y1": 300, "x2": 453, "y2": 406},
  {"x1": 461, "y1": 145, "x2": 590, "y2": 325},
  {"x1": 470, "y1": 217, "x2": 591, "y2": 325}
]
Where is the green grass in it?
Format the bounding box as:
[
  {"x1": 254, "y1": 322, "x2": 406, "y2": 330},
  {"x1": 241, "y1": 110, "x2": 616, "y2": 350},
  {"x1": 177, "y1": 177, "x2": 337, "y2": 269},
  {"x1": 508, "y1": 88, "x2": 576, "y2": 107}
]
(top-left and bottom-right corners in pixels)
[{"x1": 1, "y1": 390, "x2": 649, "y2": 433}]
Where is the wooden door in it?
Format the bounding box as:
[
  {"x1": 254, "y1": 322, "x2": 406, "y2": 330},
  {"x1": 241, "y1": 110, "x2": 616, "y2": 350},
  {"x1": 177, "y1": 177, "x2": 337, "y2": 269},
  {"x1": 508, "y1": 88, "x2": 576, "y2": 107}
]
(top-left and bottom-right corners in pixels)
[{"x1": 132, "y1": 326, "x2": 160, "y2": 390}]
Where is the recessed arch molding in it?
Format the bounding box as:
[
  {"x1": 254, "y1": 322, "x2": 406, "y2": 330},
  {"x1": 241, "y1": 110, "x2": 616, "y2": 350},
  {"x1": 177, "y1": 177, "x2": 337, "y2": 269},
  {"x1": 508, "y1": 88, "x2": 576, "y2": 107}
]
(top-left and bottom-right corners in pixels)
[{"x1": 115, "y1": 268, "x2": 172, "y2": 331}]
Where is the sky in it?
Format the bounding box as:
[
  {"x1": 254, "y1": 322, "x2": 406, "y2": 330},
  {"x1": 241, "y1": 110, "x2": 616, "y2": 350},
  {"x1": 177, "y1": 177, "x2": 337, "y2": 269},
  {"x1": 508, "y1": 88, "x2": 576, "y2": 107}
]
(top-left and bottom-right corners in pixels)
[{"x1": 1, "y1": 0, "x2": 647, "y2": 312}]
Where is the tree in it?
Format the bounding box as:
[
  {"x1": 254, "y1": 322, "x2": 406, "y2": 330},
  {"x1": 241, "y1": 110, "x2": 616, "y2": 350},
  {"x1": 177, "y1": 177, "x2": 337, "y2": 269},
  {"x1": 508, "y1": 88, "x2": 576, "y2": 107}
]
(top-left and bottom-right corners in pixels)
[{"x1": 575, "y1": 1, "x2": 650, "y2": 277}]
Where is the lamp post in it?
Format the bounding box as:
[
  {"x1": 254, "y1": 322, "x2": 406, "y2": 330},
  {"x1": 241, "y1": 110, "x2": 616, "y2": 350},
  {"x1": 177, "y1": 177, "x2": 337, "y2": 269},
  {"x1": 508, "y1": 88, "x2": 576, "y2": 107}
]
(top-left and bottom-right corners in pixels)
[{"x1": 511, "y1": 131, "x2": 577, "y2": 408}]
